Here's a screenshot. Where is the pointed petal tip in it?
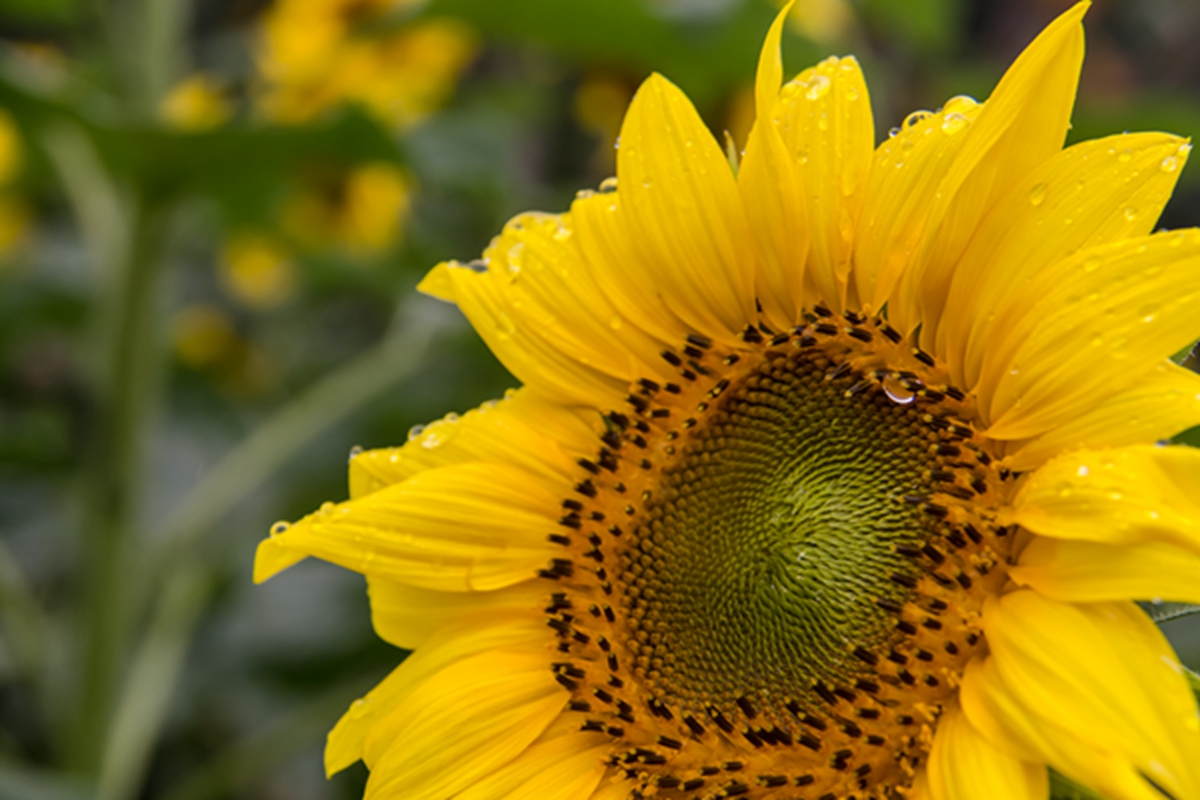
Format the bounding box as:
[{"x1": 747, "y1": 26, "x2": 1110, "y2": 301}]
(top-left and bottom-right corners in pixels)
[
  {"x1": 252, "y1": 534, "x2": 307, "y2": 583},
  {"x1": 416, "y1": 261, "x2": 458, "y2": 302}
]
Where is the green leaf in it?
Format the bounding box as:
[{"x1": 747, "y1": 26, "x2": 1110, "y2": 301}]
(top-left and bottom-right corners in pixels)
[
  {"x1": 1144, "y1": 602, "x2": 1200, "y2": 625},
  {"x1": 0, "y1": 70, "x2": 403, "y2": 210},
  {"x1": 418, "y1": 0, "x2": 820, "y2": 108}
]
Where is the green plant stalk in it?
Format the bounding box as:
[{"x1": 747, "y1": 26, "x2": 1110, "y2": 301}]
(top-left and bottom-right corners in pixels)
[{"x1": 69, "y1": 196, "x2": 169, "y2": 775}]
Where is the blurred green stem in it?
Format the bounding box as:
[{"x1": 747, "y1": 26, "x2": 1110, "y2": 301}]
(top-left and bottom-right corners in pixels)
[{"x1": 71, "y1": 195, "x2": 167, "y2": 775}]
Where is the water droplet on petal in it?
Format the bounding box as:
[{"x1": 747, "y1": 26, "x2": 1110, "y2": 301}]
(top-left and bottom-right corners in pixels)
[
  {"x1": 269, "y1": 521, "x2": 290, "y2": 537},
  {"x1": 496, "y1": 313, "x2": 515, "y2": 339},
  {"x1": 349, "y1": 698, "x2": 370, "y2": 719},
  {"x1": 805, "y1": 74, "x2": 831, "y2": 100},
  {"x1": 407, "y1": 424, "x2": 426, "y2": 441},
  {"x1": 319, "y1": 501, "x2": 335, "y2": 514},
  {"x1": 904, "y1": 110, "x2": 931, "y2": 129},
  {"x1": 941, "y1": 112, "x2": 968, "y2": 135},
  {"x1": 1117, "y1": 149, "x2": 1133, "y2": 163},
  {"x1": 348, "y1": 444, "x2": 364, "y2": 461},
  {"x1": 1028, "y1": 183, "x2": 1048, "y2": 206},
  {"x1": 1161, "y1": 155, "x2": 1179, "y2": 173},
  {"x1": 1124, "y1": 207, "x2": 1138, "y2": 221},
  {"x1": 1076, "y1": 465, "x2": 1090, "y2": 477},
  {"x1": 882, "y1": 375, "x2": 915, "y2": 405}
]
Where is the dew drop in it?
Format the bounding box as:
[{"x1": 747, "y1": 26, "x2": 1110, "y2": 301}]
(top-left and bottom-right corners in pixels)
[
  {"x1": 1117, "y1": 149, "x2": 1133, "y2": 163},
  {"x1": 319, "y1": 500, "x2": 335, "y2": 514},
  {"x1": 817, "y1": 113, "x2": 829, "y2": 131},
  {"x1": 349, "y1": 698, "x2": 370, "y2": 719},
  {"x1": 1123, "y1": 207, "x2": 1138, "y2": 221},
  {"x1": 269, "y1": 521, "x2": 290, "y2": 537},
  {"x1": 882, "y1": 375, "x2": 915, "y2": 405},
  {"x1": 348, "y1": 445, "x2": 364, "y2": 462},
  {"x1": 941, "y1": 112, "x2": 968, "y2": 135},
  {"x1": 575, "y1": 188, "x2": 595, "y2": 200},
  {"x1": 407, "y1": 424, "x2": 425, "y2": 441},
  {"x1": 1076, "y1": 465, "x2": 1090, "y2": 477},
  {"x1": 888, "y1": 126, "x2": 901, "y2": 139},
  {"x1": 1028, "y1": 183, "x2": 1048, "y2": 207},
  {"x1": 1161, "y1": 155, "x2": 1179, "y2": 173},
  {"x1": 904, "y1": 110, "x2": 931, "y2": 129},
  {"x1": 805, "y1": 74, "x2": 831, "y2": 100}
]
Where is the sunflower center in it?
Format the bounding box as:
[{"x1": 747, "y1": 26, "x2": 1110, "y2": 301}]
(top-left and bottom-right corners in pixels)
[
  {"x1": 625, "y1": 350, "x2": 943, "y2": 716},
  {"x1": 542, "y1": 314, "x2": 1013, "y2": 797}
]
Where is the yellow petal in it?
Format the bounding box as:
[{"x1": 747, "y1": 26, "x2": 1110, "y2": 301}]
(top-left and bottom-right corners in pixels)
[
  {"x1": 419, "y1": 211, "x2": 673, "y2": 407},
  {"x1": 361, "y1": 649, "x2": 567, "y2": 800},
  {"x1": 854, "y1": 96, "x2": 982, "y2": 313},
  {"x1": 926, "y1": 701, "x2": 1047, "y2": 800},
  {"x1": 982, "y1": 230, "x2": 1200, "y2": 440},
  {"x1": 982, "y1": 591, "x2": 1200, "y2": 800},
  {"x1": 348, "y1": 388, "x2": 595, "y2": 500},
  {"x1": 1011, "y1": 444, "x2": 1200, "y2": 551},
  {"x1": 1010, "y1": 536, "x2": 1200, "y2": 605},
  {"x1": 773, "y1": 54, "x2": 874, "y2": 312},
  {"x1": 454, "y1": 735, "x2": 611, "y2": 800},
  {"x1": 253, "y1": 462, "x2": 559, "y2": 590},
  {"x1": 325, "y1": 612, "x2": 547, "y2": 775},
  {"x1": 1002, "y1": 361, "x2": 1200, "y2": 472},
  {"x1": 890, "y1": 1, "x2": 1087, "y2": 341},
  {"x1": 570, "y1": 186, "x2": 688, "y2": 347},
  {"x1": 941, "y1": 133, "x2": 1190, "y2": 388},
  {"x1": 737, "y1": 2, "x2": 810, "y2": 328},
  {"x1": 367, "y1": 575, "x2": 546, "y2": 650},
  {"x1": 616, "y1": 73, "x2": 757, "y2": 340},
  {"x1": 959, "y1": 656, "x2": 1167, "y2": 800}
]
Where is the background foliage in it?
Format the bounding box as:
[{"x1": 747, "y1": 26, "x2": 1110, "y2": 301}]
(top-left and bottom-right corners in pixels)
[{"x1": 0, "y1": 0, "x2": 1197, "y2": 798}]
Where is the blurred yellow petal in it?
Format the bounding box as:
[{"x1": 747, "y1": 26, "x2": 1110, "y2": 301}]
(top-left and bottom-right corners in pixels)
[
  {"x1": 1012, "y1": 444, "x2": 1200, "y2": 551},
  {"x1": 981, "y1": 592, "x2": 1200, "y2": 800},
  {"x1": 1003, "y1": 361, "x2": 1200, "y2": 472},
  {"x1": 218, "y1": 232, "x2": 295, "y2": 310},
  {"x1": 616, "y1": 74, "x2": 756, "y2": 340},
  {"x1": 926, "y1": 701, "x2": 1047, "y2": 800},
  {"x1": 982, "y1": 231, "x2": 1200, "y2": 439}
]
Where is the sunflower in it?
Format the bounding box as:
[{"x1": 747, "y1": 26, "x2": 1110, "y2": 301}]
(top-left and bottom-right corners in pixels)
[{"x1": 254, "y1": 2, "x2": 1200, "y2": 798}]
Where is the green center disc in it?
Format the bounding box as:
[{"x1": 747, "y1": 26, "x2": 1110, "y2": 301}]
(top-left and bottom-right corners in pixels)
[{"x1": 621, "y1": 350, "x2": 943, "y2": 715}]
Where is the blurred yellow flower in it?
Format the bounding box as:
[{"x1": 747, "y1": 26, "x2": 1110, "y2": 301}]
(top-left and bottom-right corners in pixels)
[
  {"x1": 218, "y1": 232, "x2": 296, "y2": 309},
  {"x1": 257, "y1": 0, "x2": 477, "y2": 129},
  {"x1": 0, "y1": 110, "x2": 30, "y2": 257},
  {"x1": 160, "y1": 74, "x2": 232, "y2": 131},
  {"x1": 282, "y1": 162, "x2": 412, "y2": 256},
  {"x1": 782, "y1": 0, "x2": 854, "y2": 44},
  {"x1": 172, "y1": 304, "x2": 238, "y2": 368}
]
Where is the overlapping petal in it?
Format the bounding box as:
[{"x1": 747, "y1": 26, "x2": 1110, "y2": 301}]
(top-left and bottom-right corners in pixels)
[
  {"x1": 968, "y1": 592, "x2": 1200, "y2": 800},
  {"x1": 926, "y1": 702, "x2": 1047, "y2": 800},
  {"x1": 253, "y1": 462, "x2": 561, "y2": 590},
  {"x1": 737, "y1": 4, "x2": 810, "y2": 328},
  {"x1": 616, "y1": 73, "x2": 757, "y2": 340},
  {"x1": 361, "y1": 649, "x2": 567, "y2": 799},
  {"x1": 325, "y1": 612, "x2": 549, "y2": 775},
  {"x1": 773, "y1": 54, "x2": 873, "y2": 312},
  {"x1": 940, "y1": 133, "x2": 1189, "y2": 388},
  {"x1": 889, "y1": 1, "x2": 1086, "y2": 341},
  {"x1": 420, "y1": 212, "x2": 676, "y2": 407},
  {"x1": 980, "y1": 230, "x2": 1200, "y2": 439},
  {"x1": 1003, "y1": 361, "x2": 1200, "y2": 472},
  {"x1": 1011, "y1": 444, "x2": 1200, "y2": 549}
]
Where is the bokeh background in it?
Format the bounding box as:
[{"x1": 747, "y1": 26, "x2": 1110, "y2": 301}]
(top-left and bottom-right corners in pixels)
[{"x1": 0, "y1": 0, "x2": 1198, "y2": 798}]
